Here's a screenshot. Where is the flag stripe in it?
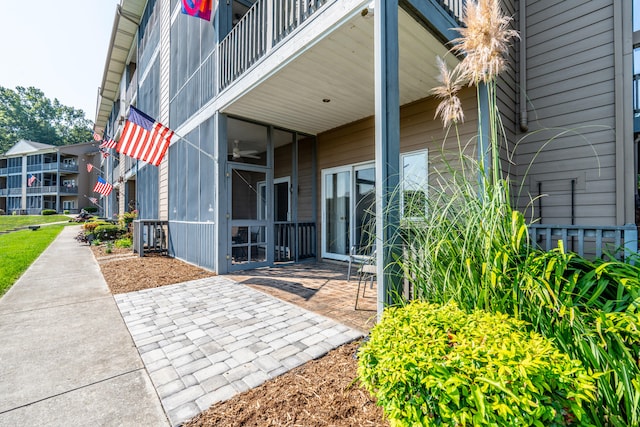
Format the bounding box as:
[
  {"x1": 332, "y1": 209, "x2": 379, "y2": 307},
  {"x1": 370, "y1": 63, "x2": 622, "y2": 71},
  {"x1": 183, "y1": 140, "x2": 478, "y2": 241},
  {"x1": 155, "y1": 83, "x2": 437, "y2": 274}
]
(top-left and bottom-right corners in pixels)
[{"x1": 116, "y1": 107, "x2": 174, "y2": 167}]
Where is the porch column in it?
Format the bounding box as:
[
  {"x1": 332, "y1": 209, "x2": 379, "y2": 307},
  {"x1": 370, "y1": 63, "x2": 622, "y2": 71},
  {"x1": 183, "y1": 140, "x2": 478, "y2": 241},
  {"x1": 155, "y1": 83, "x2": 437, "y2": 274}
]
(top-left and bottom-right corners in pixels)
[
  {"x1": 214, "y1": 112, "x2": 229, "y2": 274},
  {"x1": 374, "y1": 0, "x2": 402, "y2": 318}
]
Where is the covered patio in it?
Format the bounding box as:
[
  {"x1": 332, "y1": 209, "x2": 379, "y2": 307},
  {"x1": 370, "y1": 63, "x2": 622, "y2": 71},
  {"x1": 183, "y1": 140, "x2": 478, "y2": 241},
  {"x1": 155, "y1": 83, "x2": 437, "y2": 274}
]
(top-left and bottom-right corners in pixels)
[{"x1": 228, "y1": 261, "x2": 378, "y2": 333}]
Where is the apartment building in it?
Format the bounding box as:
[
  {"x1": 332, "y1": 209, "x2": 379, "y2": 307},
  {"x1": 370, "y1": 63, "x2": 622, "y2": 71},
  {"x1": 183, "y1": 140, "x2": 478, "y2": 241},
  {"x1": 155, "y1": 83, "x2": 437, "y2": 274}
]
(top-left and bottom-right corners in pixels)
[
  {"x1": 94, "y1": 0, "x2": 638, "y2": 305},
  {"x1": 0, "y1": 140, "x2": 99, "y2": 215}
]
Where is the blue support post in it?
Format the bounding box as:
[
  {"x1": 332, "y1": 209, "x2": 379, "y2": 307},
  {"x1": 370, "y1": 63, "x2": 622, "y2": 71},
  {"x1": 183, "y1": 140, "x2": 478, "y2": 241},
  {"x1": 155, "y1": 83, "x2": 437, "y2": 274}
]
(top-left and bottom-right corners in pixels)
[
  {"x1": 214, "y1": 112, "x2": 229, "y2": 274},
  {"x1": 375, "y1": 0, "x2": 402, "y2": 318}
]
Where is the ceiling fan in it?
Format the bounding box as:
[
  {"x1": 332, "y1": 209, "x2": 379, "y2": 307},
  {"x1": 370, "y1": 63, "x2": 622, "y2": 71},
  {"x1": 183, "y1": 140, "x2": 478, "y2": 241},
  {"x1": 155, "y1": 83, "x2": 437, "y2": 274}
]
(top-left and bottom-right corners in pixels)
[{"x1": 232, "y1": 139, "x2": 260, "y2": 159}]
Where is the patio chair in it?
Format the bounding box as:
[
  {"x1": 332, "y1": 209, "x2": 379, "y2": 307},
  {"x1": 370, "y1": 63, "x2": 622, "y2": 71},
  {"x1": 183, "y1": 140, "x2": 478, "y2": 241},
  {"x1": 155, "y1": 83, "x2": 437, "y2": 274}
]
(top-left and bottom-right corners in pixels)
[{"x1": 353, "y1": 247, "x2": 376, "y2": 310}]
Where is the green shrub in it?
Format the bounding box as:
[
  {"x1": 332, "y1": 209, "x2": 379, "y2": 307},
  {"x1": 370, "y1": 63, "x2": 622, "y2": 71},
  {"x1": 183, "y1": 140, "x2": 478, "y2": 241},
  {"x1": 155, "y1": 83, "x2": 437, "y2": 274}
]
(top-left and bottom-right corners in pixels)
[
  {"x1": 83, "y1": 206, "x2": 98, "y2": 213},
  {"x1": 114, "y1": 237, "x2": 132, "y2": 248},
  {"x1": 63, "y1": 210, "x2": 69, "y2": 215},
  {"x1": 41, "y1": 209, "x2": 56, "y2": 216},
  {"x1": 82, "y1": 220, "x2": 109, "y2": 233},
  {"x1": 93, "y1": 224, "x2": 124, "y2": 241},
  {"x1": 358, "y1": 301, "x2": 596, "y2": 427}
]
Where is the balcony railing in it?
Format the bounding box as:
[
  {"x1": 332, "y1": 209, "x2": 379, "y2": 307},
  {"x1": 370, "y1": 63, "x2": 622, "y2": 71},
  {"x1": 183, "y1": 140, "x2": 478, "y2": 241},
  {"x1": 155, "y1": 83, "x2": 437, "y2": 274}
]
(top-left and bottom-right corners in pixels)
[
  {"x1": 219, "y1": 0, "x2": 466, "y2": 90},
  {"x1": 25, "y1": 185, "x2": 78, "y2": 195},
  {"x1": 59, "y1": 163, "x2": 79, "y2": 172}
]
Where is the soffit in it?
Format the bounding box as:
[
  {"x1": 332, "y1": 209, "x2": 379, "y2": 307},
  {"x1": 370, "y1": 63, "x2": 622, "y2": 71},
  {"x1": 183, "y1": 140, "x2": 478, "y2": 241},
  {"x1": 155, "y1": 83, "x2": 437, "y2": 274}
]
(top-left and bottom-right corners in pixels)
[{"x1": 222, "y1": 7, "x2": 458, "y2": 135}]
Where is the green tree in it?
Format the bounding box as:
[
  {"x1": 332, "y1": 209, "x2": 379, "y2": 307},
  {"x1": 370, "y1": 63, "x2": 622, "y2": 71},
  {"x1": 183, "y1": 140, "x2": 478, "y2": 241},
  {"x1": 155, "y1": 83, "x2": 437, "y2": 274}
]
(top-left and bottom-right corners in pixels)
[{"x1": 0, "y1": 86, "x2": 93, "y2": 154}]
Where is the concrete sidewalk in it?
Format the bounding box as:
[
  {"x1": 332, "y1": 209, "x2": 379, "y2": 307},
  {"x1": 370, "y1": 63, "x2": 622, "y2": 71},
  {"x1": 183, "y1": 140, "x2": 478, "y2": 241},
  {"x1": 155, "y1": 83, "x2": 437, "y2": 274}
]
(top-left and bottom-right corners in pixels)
[{"x1": 0, "y1": 226, "x2": 168, "y2": 427}]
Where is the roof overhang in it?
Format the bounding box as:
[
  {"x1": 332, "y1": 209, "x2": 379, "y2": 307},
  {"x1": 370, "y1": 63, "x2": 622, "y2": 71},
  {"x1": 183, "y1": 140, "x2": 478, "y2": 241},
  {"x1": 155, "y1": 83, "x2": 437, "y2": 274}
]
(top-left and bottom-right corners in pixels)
[
  {"x1": 94, "y1": 0, "x2": 146, "y2": 131},
  {"x1": 220, "y1": 3, "x2": 459, "y2": 135}
]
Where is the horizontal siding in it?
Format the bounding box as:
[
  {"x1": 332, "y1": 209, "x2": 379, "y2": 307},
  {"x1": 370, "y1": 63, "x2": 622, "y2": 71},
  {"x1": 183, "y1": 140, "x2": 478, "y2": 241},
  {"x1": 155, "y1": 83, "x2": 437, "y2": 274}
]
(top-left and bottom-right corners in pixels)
[
  {"x1": 515, "y1": 0, "x2": 616, "y2": 225},
  {"x1": 315, "y1": 88, "x2": 481, "y2": 254}
]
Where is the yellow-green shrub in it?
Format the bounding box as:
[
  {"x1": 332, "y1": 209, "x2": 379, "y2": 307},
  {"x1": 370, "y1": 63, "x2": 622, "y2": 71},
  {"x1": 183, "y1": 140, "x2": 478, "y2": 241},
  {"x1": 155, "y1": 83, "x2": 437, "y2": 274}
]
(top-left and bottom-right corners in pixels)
[
  {"x1": 82, "y1": 220, "x2": 109, "y2": 233},
  {"x1": 357, "y1": 301, "x2": 596, "y2": 427}
]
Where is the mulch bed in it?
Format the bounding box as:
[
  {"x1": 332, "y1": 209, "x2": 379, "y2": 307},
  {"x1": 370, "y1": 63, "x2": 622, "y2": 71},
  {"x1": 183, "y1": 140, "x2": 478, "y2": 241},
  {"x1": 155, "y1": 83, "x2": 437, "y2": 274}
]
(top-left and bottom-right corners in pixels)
[{"x1": 184, "y1": 341, "x2": 387, "y2": 427}]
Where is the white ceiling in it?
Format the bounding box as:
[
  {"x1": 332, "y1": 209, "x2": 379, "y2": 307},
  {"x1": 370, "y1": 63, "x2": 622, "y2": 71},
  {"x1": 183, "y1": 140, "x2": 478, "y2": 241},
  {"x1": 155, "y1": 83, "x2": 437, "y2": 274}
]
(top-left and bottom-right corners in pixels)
[{"x1": 222, "y1": 7, "x2": 457, "y2": 136}]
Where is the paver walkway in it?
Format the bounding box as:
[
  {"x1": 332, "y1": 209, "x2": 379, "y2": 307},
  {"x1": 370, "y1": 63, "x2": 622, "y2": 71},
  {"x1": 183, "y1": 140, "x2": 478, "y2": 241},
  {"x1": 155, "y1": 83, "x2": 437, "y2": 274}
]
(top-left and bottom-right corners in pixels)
[{"x1": 115, "y1": 277, "x2": 363, "y2": 426}]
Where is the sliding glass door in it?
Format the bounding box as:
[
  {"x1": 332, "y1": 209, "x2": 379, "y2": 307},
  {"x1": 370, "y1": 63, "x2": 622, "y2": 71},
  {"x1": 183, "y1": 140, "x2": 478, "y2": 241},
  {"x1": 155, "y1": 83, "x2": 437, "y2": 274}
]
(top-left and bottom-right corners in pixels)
[{"x1": 322, "y1": 163, "x2": 375, "y2": 261}]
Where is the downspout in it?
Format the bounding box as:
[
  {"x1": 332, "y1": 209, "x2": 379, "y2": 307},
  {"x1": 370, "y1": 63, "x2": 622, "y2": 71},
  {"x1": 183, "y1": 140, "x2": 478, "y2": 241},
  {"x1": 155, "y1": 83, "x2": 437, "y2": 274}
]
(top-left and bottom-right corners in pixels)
[{"x1": 519, "y1": 0, "x2": 528, "y2": 132}]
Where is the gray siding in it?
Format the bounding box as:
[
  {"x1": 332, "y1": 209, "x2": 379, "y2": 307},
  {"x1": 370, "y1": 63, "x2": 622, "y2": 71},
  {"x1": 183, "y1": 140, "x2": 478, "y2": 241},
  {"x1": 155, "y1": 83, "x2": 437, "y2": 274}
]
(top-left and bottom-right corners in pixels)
[{"x1": 515, "y1": 0, "x2": 616, "y2": 225}]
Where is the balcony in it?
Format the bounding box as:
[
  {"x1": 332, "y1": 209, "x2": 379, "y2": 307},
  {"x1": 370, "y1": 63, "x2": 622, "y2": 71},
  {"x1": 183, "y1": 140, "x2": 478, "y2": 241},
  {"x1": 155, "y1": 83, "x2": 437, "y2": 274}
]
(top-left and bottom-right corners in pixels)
[
  {"x1": 59, "y1": 163, "x2": 79, "y2": 173},
  {"x1": 25, "y1": 185, "x2": 78, "y2": 195},
  {"x1": 216, "y1": 0, "x2": 464, "y2": 135},
  {"x1": 219, "y1": 0, "x2": 465, "y2": 91}
]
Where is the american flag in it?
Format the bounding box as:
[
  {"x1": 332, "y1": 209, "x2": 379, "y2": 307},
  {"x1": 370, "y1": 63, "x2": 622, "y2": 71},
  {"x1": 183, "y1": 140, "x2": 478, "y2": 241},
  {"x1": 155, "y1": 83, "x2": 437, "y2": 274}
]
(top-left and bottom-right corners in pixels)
[
  {"x1": 117, "y1": 106, "x2": 174, "y2": 166},
  {"x1": 93, "y1": 132, "x2": 102, "y2": 141},
  {"x1": 88, "y1": 197, "x2": 99, "y2": 205},
  {"x1": 87, "y1": 163, "x2": 94, "y2": 173},
  {"x1": 100, "y1": 138, "x2": 117, "y2": 149},
  {"x1": 93, "y1": 176, "x2": 113, "y2": 196},
  {"x1": 100, "y1": 148, "x2": 110, "y2": 159},
  {"x1": 27, "y1": 174, "x2": 36, "y2": 187}
]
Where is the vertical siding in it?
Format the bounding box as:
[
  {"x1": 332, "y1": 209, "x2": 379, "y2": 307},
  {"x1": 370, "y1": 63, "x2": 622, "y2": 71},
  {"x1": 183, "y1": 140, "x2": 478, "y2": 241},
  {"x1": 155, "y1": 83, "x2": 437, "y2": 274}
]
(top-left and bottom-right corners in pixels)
[
  {"x1": 159, "y1": 0, "x2": 171, "y2": 220},
  {"x1": 515, "y1": 0, "x2": 616, "y2": 225}
]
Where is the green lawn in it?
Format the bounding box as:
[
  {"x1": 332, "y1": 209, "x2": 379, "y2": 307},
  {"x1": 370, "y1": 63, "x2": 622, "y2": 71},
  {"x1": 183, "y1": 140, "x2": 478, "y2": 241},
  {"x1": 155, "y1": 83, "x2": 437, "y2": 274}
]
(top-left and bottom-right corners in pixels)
[
  {"x1": 0, "y1": 225, "x2": 66, "y2": 296},
  {"x1": 0, "y1": 215, "x2": 71, "y2": 232}
]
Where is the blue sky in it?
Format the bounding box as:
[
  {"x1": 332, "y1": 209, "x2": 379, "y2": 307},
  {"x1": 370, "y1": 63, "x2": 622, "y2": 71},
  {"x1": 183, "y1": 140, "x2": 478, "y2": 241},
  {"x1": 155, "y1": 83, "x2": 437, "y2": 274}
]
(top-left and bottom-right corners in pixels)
[{"x1": 0, "y1": 1, "x2": 120, "y2": 123}]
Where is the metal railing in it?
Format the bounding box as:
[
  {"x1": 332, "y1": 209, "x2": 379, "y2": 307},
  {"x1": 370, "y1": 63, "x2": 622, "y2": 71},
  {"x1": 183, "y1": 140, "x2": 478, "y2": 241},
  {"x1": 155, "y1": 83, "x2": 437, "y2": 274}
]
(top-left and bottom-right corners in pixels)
[{"x1": 528, "y1": 224, "x2": 638, "y2": 261}]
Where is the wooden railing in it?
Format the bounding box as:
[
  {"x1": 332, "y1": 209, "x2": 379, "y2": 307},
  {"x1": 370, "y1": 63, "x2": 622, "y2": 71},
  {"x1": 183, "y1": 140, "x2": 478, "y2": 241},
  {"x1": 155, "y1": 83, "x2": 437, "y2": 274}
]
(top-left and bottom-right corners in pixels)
[
  {"x1": 219, "y1": 0, "x2": 328, "y2": 90},
  {"x1": 441, "y1": 0, "x2": 465, "y2": 22},
  {"x1": 274, "y1": 221, "x2": 316, "y2": 262},
  {"x1": 219, "y1": 0, "x2": 466, "y2": 90},
  {"x1": 133, "y1": 220, "x2": 169, "y2": 257},
  {"x1": 528, "y1": 224, "x2": 638, "y2": 261}
]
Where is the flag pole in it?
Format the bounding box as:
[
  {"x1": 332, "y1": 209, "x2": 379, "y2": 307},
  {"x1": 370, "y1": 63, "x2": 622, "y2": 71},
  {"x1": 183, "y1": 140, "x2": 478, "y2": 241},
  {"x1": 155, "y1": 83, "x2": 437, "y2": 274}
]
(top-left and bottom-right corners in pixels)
[{"x1": 83, "y1": 194, "x2": 104, "y2": 211}]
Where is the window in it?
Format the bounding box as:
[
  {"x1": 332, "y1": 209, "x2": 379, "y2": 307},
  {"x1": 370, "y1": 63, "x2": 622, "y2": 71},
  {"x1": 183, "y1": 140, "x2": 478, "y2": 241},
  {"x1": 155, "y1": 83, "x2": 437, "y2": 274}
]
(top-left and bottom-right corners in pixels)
[{"x1": 401, "y1": 150, "x2": 428, "y2": 220}]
